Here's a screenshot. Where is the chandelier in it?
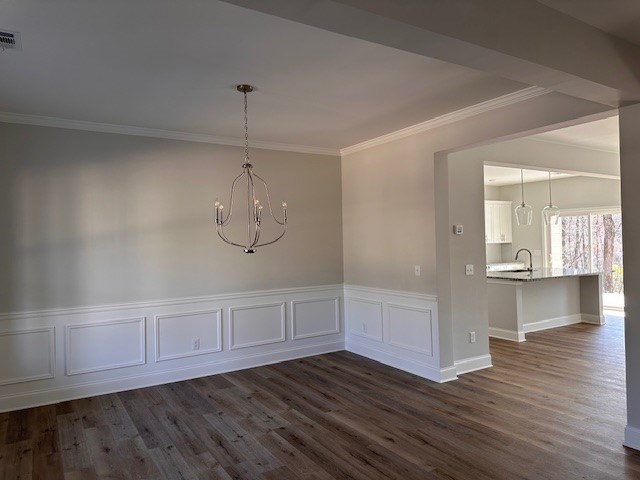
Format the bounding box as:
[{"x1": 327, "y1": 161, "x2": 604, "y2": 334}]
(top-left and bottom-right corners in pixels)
[{"x1": 214, "y1": 85, "x2": 288, "y2": 254}]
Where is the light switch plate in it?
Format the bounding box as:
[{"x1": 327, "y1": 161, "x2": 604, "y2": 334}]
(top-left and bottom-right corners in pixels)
[{"x1": 414, "y1": 265, "x2": 421, "y2": 276}]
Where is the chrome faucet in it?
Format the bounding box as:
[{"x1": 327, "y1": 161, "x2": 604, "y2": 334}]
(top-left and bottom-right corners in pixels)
[{"x1": 515, "y1": 248, "x2": 533, "y2": 271}]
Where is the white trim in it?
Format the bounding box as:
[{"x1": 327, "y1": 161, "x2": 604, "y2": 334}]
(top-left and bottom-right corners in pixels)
[
  {"x1": 386, "y1": 303, "x2": 433, "y2": 355},
  {"x1": 0, "y1": 112, "x2": 340, "y2": 156},
  {"x1": 154, "y1": 309, "x2": 223, "y2": 362},
  {"x1": 0, "y1": 340, "x2": 344, "y2": 413},
  {"x1": 0, "y1": 284, "x2": 344, "y2": 322},
  {"x1": 290, "y1": 298, "x2": 340, "y2": 340},
  {"x1": 228, "y1": 302, "x2": 286, "y2": 350},
  {"x1": 340, "y1": 87, "x2": 551, "y2": 155},
  {"x1": 346, "y1": 341, "x2": 444, "y2": 382},
  {"x1": 488, "y1": 327, "x2": 526, "y2": 342},
  {"x1": 346, "y1": 297, "x2": 384, "y2": 342},
  {"x1": 439, "y1": 366, "x2": 459, "y2": 382},
  {"x1": 582, "y1": 313, "x2": 606, "y2": 325},
  {"x1": 65, "y1": 318, "x2": 146, "y2": 375},
  {"x1": 0, "y1": 327, "x2": 56, "y2": 386},
  {"x1": 454, "y1": 354, "x2": 493, "y2": 375},
  {"x1": 625, "y1": 425, "x2": 640, "y2": 452},
  {"x1": 522, "y1": 314, "x2": 582, "y2": 333},
  {"x1": 344, "y1": 284, "x2": 437, "y2": 303}
]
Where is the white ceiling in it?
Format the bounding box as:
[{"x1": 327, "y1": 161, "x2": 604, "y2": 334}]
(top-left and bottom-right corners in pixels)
[
  {"x1": 484, "y1": 166, "x2": 574, "y2": 187},
  {"x1": 536, "y1": 0, "x2": 640, "y2": 46},
  {"x1": 530, "y1": 117, "x2": 619, "y2": 153},
  {"x1": 0, "y1": 0, "x2": 524, "y2": 150}
]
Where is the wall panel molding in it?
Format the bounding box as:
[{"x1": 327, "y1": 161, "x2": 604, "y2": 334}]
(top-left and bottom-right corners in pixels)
[
  {"x1": 155, "y1": 309, "x2": 222, "y2": 362},
  {"x1": 387, "y1": 303, "x2": 433, "y2": 355},
  {"x1": 291, "y1": 297, "x2": 340, "y2": 340},
  {"x1": 65, "y1": 318, "x2": 146, "y2": 375},
  {"x1": 229, "y1": 303, "x2": 286, "y2": 350},
  {"x1": 0, "y1": 327, "x2": 55, "y2": 386},
  {"x1": 346, "y1": 298, "x2": 383, "y2": 342}
]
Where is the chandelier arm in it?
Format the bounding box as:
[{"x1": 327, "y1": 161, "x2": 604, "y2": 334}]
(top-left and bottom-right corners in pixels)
[
  {"x1": 216, "y1": 225, "x2": 248, "y2": 249},
  {"x1": 253, "y1": 225, "x2": 287, "y2": 248},
  {"x1": 221, "y1": 171, "x2": 246, "y2": 227},
  {"x1": 250, "y1": 224, "x2": 261, "y2": 249},
  {"x1": 253, "y1": 173, "x2": 286, "y2": 226}
]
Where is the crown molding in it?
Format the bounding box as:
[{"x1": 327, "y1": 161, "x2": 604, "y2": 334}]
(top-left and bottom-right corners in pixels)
[
  {"x1": 0, "y1": 112, "x2": 341, "y2": 157},
  {"x1": 340, "y1": 86, "x2": 552, "y2": 156}
]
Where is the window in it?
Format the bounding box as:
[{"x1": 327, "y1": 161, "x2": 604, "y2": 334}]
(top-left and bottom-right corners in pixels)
[{"x1": 546, "y1": 208, "x2": 623, "y2": 310}]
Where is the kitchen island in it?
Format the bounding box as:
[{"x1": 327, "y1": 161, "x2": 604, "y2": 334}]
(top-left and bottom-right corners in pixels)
[{"x1": 487, "y1": 268, "x2": 604, "y2": 342}]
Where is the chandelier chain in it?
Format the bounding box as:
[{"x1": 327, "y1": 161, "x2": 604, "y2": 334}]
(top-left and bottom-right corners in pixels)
[{"x1": 244, "y1": 91, "x2": 249, "y2": 162}]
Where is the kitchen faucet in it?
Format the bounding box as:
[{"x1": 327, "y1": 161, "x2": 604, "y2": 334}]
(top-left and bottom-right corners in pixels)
[{"x1": 515, "y1": 248, "x2": 533, "y2": 271}]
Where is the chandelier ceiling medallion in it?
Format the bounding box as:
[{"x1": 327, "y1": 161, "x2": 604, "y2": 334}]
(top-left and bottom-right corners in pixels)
[{"x1": 214, "y1": 85, "x2": 287, "y2": 254}]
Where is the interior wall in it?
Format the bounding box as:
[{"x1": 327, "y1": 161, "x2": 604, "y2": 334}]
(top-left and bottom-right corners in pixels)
[
  {"x1": 497, "y1": 176, "x2": 621, "y2": 268},
  {"x1": 0, "y1": 123, "x2": 344, "y2": 313},
  {"x1": 342, "y1": 90, "x2": 611, "y2": 366}
]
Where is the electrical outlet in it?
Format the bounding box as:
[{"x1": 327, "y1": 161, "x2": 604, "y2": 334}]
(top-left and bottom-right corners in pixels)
[
  {"x1": 414, "y1": 265, "x2": 421, "y2": 276},
  {"x1": 469, "y1": 332, "x2": 476, "y2": 343},
  {"x1": 362, "y1": 322, "x2": 368, "y2": 334},
  {"x1": 465, "y1": 264, "x2": 474, "y2": 276},
  {"x1": 191, "y1": 338, "x2": 200, "y2": 351}
]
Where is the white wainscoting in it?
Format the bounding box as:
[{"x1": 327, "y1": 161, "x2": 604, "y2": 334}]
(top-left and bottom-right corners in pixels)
[
  {"x1": 0, "y1": 284, "x2": 344, "y2": 412},
  {"x1": 291, "y1": 298, "x2": 340, "y2": 340},
  {"x1": 155, "y1": 309, "x2": 222, "y2": 362},
  {"x1": 0, "y1": 327, "x2": 55, "y2": 386},
  {"x1": 344, "y1": 285, "x2": 447, "y2": 382},
  {"x1": 66, "y1": 318, "x2": 146, "y2": 375},
  {"x1": 229, "y1": 303, "x2": 286, "y2": 349}
]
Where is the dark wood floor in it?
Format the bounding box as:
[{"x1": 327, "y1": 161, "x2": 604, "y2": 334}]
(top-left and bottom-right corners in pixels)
[{"x1": 1, "y1": 314, "x2": 639, "y2": 479}]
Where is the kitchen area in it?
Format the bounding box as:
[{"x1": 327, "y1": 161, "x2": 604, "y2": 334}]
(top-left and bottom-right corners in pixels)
[{"x1": 483, "y1": 163, "x2": 619, "y2": 342}]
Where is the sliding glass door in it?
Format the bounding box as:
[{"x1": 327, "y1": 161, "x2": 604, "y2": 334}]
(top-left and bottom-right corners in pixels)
[{"x1": 547, "y1": 208, "x2": 623, "y2": 310}]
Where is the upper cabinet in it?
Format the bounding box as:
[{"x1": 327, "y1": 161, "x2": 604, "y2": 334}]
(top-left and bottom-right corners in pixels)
[{"x1": 485, "y1": 201, "x2": 513, "y2": 244}]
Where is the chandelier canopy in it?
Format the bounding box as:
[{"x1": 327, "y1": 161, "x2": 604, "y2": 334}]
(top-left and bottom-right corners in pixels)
[{"x1": 214, "y1": 85, "x2": 287, "y2": 254}]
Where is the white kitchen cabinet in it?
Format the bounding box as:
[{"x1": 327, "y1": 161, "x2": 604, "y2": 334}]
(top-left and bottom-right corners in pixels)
[{"x1": 484, "y1": 201, "x2": 512, "y2": 244}]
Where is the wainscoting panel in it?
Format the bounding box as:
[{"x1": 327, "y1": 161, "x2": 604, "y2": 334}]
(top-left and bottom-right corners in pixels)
[
  {"x1": 66, "y1": 318, "x2": 146, "y2": 375},
  {"x1": 155, "y1": 309, "x2": 222, "y2": 362},
  {"x1": 388, "y1": 304, "x2": 433, "y2": 355},
  {"x1": 291, "y1": 298, "x2": 340, "y2": 340},
  {"x1": 0, "y1": 327, "x2": 55, "y2": 386},
  {"x1": 229, "y1": 303, "x2": 286, "y2": 350},
  {"x1": 344, "y1": 285, "x2": 444, "y2": 382},
  {"x1": 346, "y1": 298, "x2": 383, "y2": 341}
]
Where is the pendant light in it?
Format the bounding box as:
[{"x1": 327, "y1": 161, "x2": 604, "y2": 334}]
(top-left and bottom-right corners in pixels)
[
  {"x1": 542, "y1": 171, "x2": 560, "y2": 225},
  {"x1": 514, "y1": 169, "x2": 533, "y2": 226},
  {"x1": 214, "y1": 85, "x2": 287, "y2": 254}
]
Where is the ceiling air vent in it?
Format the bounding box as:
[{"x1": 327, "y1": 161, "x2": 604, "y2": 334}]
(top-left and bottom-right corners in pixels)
[{"x1": 0, "y1": 30, "x2": 21, "y2": 51}]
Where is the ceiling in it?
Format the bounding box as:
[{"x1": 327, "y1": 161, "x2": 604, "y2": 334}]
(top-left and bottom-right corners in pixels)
[
  {"x1": 484, "y1": 166, "x2": 574, "y2": 187},
  {"x1": 530, "y1": 117, "x2": 619, "y2": 153},
  {"x1": 0, "y1": 0, "x2": 524, "y2": 151},
  {"x1": 536, "y1": 0, "x2": 640, "y2": 46}
]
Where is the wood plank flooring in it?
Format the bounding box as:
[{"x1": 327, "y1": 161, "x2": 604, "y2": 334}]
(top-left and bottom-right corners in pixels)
[{"x1": 2, "y1": 313, "x2": 639, "y2": 479}]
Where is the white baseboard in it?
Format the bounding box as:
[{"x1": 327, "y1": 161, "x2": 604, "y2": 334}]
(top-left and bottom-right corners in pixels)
[
  {"x1": 0, "y1": 340, "x2": 343, "y2": 413},
  {"x1": 624, "y1": 425, "x2": 640, "y2": 452},
  {"x1": 489, "y1": 327, "x2": 526, "y2": 342},
  {"x1": 582, "y1": 313, "x2": 606, "y2": 325},
  {"x1": 523, "y1": 314, "x2": 583, "y2": 333},
  {"x1": 346, "y1": 340, "x2": 445, "y2": 382},
  {"x1": 454, "y1": 354, "x2": 493, "y2": 375},
  {"x1": 439, "y1": 365, "x2": 458, "y2": 382}
]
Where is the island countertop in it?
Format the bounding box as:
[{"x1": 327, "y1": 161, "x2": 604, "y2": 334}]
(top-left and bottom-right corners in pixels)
[{"x1": 487, "y1": 268, "x2": 603, "y2": 282}]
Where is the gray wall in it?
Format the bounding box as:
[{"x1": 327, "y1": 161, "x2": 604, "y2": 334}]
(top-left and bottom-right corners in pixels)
[
  {"x1": 497, "y1": 176, "x2": 621, "y2": 268},
  {"x1": 0, "y1": 123, "x2": 344, "y2": 312},
  {"x1": 342, "y1": 90, "x2": 611, "y2": 366}
]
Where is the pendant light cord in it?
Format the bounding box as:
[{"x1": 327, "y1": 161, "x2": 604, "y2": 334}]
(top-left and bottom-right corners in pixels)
[
  {"x1": 520, "y1": 169, "x2": 525, "y2": 205},
  {"x1": 548, "y1": 171, "x2": 553, "y2": 205}
]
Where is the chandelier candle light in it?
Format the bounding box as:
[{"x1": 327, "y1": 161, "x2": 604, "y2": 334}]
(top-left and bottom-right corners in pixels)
[
  {"x1": 542, "y1": 171, "x2": 560, "y2": 225},
  {"x1": 214, "y1": 85, "x2": 287, "y2": 254},
  {"x1": 514, "y1": 169, "x2": 533, "y2": 226}
]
